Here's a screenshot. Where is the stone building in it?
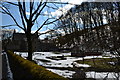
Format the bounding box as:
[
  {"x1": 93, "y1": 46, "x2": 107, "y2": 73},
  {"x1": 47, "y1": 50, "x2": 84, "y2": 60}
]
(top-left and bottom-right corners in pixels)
[
  {"x1": 3, "y1": 32, "x2": 38, "y2": 52},
  {"x1": 2, "y1": 31, "x2": 58, "y2": 52}
]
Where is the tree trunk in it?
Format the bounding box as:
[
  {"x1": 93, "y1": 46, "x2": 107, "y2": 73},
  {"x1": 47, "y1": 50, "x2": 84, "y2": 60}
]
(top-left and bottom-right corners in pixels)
[{"x1": 26, "y1": 32, "x2": 33, "y2": 61}]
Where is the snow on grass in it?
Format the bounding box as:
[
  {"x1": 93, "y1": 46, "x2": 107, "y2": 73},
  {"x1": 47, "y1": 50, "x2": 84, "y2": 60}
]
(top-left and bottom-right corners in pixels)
[
  {"x1": 14, "y1": 52, "x2": 28, "y2": 59},
  {"x1": 86, "y1": 71, "x2": 120, "y2": 79},
  {"x1": 14, "y1": 52, "x2": 119, "y2": 79},
  {"x1": 72, "y1": 62, "x2": 90, "y2": 67},
  {"x1": 15, "y1": 52, "x2": 113, "y2": 68},
  {"x1": 47, "y1": 69, "x2": 120, "y2": 79}
]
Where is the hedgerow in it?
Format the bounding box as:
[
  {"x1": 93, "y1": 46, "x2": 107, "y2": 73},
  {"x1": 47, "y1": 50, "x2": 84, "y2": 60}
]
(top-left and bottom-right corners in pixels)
[{"x1": 7, "y1": 50, "x2": 68, "y2": 80}]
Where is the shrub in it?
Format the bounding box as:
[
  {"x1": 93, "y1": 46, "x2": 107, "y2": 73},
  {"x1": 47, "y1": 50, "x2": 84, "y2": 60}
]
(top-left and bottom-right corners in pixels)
[{"x1": 7, "y1": 50, "x2": 68, "y2": 80}]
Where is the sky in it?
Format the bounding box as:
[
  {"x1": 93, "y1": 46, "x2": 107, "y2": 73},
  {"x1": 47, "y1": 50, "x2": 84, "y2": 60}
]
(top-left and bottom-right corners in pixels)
[
  {"x1": 1, "y1": 0, "x2": 89, "y2": 39},
  {"x1": 1, "y1": 0, "x2": 86, "y2": 39}
]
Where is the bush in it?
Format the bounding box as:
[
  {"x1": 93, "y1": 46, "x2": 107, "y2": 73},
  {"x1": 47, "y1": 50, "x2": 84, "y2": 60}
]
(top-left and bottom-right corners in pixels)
[{"x1": 7, "y1": 50, "x2": 68, "y2": 80}]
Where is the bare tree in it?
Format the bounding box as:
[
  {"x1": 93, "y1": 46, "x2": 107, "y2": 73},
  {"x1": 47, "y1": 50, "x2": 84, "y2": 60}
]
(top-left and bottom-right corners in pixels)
[
  {"x1": 56, "y1": 2, "x2": 120, "y2": 52},
  {"x1": 0, "y1": 0, "x2": 63, "y2": 61}
]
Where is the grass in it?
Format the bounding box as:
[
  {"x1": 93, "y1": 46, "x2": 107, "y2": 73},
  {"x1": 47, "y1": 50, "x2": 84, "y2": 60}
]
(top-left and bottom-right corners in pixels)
[
  {"x1": 7, "y1": 50, "x2": 68, "y2": 80},
  {"x1": 75, "y1": 57, "x2": 120, "y2": 72},
  {"x1": 53, "y1": 52, "x2": 62, "y2": 54}
]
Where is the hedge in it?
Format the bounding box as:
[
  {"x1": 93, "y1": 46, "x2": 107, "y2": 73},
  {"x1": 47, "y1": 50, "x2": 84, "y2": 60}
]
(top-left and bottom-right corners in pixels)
[{"x1": 7, "y1": 50, "x2": 68, "y2": 80}]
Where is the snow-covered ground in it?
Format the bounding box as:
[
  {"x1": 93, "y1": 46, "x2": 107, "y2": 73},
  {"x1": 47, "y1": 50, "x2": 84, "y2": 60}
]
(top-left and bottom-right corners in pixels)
[
  {"x1": 86, "y1": 71, "x2": 120, "y2": 79},
  {"x1": 14, "y1": 52, "x2": 120, "y2": 79},
  {"x1": 47, "y1": 68, "x2": 120, "y2": 79},
  {"x1": 15, "y1": 52, "x2": 90, "y2": 68},
  {"x1": 32, "y1": 52, "x2": 114, "y2": 68}
]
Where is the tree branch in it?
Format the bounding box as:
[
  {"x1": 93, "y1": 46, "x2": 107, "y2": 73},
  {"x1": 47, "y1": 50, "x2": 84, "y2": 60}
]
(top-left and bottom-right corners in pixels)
[
  {"x1": 1, "y1": 24, "x2": 17, "y2": 28},
  {"x1": 2, "y1": 6, "x2": 24, "y2": 30},
  {"x1": 18, "y1": 2, "x2": 28, "y2": 22},
  {"x1": 18, "y1": 2, "x2": 27, "y2": 31},
  {"x1": 46, "y1": 5, "x2": 58, "y2": 10},
  {"x1": 1, "y1": 0, "x2": 18, "y2": 6},
  {"x1": 31, "y1": 0, "x2": 43, "y2": 18},
  {"x1": 32, "y1": 2, "x2": 47, "y2": 22},
  {"x1": 34, "y1": 18, "x2": 49, "y2": 34},
  {"x1": 34, "y1": 15, "x2": 62, "y2": 34},
  {"x1": 47, "y1": 2, "x2": 79, "y2": 5},
  {"x1": 29, "y1": 0, "x2": 34, "y2": 20},
  {"x1": 0, "y1": 10, "x2": 6, "y2": 14},
  {"x1": 45, "y1": 16, "x2": 62, "y2": 25},
  {"x1": 6, "y1": 2, "x2": 19, "y2": 6}
]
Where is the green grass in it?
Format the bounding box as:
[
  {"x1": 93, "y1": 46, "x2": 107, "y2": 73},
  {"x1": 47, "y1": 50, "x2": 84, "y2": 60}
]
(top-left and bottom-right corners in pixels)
[{"x1": 76, "y1": 57, "x2": 120, "y2": 72}]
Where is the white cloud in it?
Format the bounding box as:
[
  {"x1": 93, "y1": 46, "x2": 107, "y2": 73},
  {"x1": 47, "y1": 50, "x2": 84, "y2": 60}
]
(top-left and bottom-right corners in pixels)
[
  {"x1": 50, "y1": 0, "x2": 87, "y2": 17},
  {"x1": 44, "y1": 11, "x2": 48, "y2": 15},
  {"x1": 68, "y1": 0, "x2": 88, "y2": 5},
  {"x1": 26, "y1": 12, "x2": 30, "y2": 15},
  {"x1": 50, "y1": 4, "x2": 74, "y2": 18}
]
